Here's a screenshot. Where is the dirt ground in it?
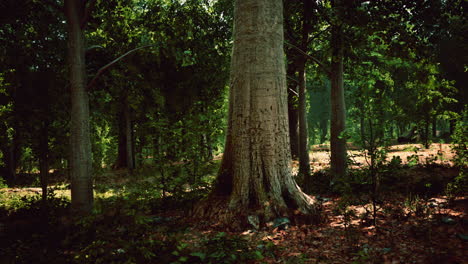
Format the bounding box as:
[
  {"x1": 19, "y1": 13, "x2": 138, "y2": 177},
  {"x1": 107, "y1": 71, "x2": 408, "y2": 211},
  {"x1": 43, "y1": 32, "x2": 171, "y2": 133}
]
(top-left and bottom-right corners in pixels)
[{"x1": 302, "y1": 143, "x2": 455, "y2": 173}]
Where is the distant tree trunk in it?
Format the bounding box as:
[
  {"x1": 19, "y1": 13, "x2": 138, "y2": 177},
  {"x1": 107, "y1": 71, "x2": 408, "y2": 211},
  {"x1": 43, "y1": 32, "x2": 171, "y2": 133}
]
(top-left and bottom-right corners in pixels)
[
  {"x1": 194, "y1": 0, "x2": 317, "y2": 229},
  {"x1": 1, "y1": 127, "x2": 21, "y2": 185},
  {"x1": 135, "y1": 134, "x2": 145, "y2": 168},
  {"x1": 117, "y1": 96, "x2": 134, "y2": 169},
  {"x1": 115, "y1": 95, "x2": 134, "y2": 170},
  {"x1": 202, "y1": 133, "x2": 213, "y2": 161},
  {"x1": 39, "y1": 122, "x2": 49, "y2": 202},
  {"x1": 65, "y1": 0, "x2": 93, "y2": 214},
  {"x1": 319, "y1": 118, "x2": 328, "y2": 143},
  {"x1": 297, "y1": 0, "x2": 313, "y2": 188},
  {"x1": 422, "y1": 116, "x2": 430, "y2": 148},
  {"x1": 6, "y1": 145, "x2": 16, "y2": 185},
  {"x1": 298, "y1": 64, "x2": 311, "y2": 184},
  {"x1": 330, "y1": 1, "x2": 347, "y2": 178},
  {"x1": 449, "y1": 119, "x2": 455, "y2": 135}
]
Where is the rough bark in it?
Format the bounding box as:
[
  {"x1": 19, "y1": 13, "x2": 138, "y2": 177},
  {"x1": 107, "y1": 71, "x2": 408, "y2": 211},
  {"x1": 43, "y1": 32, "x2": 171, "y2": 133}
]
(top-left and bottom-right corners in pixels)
[
  {"x1": 330, "y1": 1, "x2": 347, "y2": 179},
  {"x1": 65, "y1": 0, "x2": 93, "y2": 214},
  {"x1": 194, "y1": 0, "x2": 318, "y2": 229}
]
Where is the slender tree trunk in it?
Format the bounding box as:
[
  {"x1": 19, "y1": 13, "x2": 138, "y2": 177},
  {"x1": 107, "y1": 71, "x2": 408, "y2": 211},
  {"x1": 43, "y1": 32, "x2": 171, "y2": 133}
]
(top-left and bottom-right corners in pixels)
[
  {"x1": 287, "y1": 70, "x2": 299, "y2": 159},
  {"x1": 135, "y1": 134, "x2": 145, "y2": 168},
  {"x1": 7, "y1": 145, "x2": 16, "y2": 185},
  {"x1": 115, "y1": 95, "x2": 134, "y2": 170},
  {"x1": 65, "y1": 0, "x2": 93, "y2": 214},
  {"x1": 319, "y1": 118, "x2": 328, "y2": 143},
  {"x1": 130, "y1": 118, "x2": 135, "y2": 169},
  {"x1": 297, "y1": 0, "x2": 313, "y2": 188},
  {"x1": 330, "y1": 3, "x2": 347, "y2": 178},
  {"x1": 298, "y1": 65, "x2": 311, "y2": 183},
  {"x1": 194, "y1": 0, "x2": 317, "y2": 229},
  {"x1": 39, "y1": 122, "x2": 49, "y2": 202},
  {"x1": 4, "y1": 123, "x2": 22, "y2": 185}
]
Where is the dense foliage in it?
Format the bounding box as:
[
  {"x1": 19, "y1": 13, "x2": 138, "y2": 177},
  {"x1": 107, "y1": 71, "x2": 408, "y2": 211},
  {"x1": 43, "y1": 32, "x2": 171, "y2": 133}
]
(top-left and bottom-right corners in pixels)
[{"x1": 0, "y1": 0, "x2": 466, "y2": 263}]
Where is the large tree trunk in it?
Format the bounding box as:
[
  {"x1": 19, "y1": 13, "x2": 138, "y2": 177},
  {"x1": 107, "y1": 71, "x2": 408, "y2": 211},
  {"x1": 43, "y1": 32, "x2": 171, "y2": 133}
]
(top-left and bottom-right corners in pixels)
[
  {"x1": 330, "y1": 1, "x2": 347, "y2": 178},
  {"x1": 65, "y1": 0, "x2": 93, "y2": 214},
  {"x1": 194, "y1": 0, "x2": 317, "y2": 229}
]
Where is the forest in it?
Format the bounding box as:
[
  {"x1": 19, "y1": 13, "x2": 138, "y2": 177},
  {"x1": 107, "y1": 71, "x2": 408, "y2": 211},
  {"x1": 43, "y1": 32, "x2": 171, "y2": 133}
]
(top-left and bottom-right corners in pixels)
[{"x1": 0, "y1": 0, "x2": 466, "y2": 263}]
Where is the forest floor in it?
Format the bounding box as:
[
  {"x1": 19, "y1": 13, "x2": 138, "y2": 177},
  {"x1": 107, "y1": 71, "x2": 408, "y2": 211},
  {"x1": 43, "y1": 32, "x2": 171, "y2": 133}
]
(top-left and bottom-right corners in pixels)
[{"x1": 0, "y1": 143, "x2": 466, "y2": 263}]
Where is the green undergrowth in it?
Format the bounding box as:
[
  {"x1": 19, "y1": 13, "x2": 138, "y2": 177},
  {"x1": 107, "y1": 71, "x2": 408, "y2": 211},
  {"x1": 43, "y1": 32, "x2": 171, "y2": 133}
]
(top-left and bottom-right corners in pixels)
[
  {"x1": 0, "y1": 189, "x2": 272, "y2": 264},
  {"x1": 0, "y1": 160, "x2": 272, "y2": 264}
]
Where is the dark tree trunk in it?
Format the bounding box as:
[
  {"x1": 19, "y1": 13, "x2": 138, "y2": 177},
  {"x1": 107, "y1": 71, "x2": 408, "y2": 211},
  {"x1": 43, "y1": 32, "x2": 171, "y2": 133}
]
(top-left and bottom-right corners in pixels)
[
  {"x1": 297, "y1": 0, "x2": 313, "y2": 188},
  {"x1": 287, "y1": 69, "x2": 299, "y2": 159},
  {"x1": 39, "y1": 122, "x2": 49, "y2": 202},
  {"x1": 65, "y1": 0, "x2": 93, "y2": 214},
  {"x1": 115, "y1": 95, "x2": 134, "y2": 170},
  {"x1": 1, "y1": 128, "x2": 21, "y2": 185},
  {"x1": 298, "y1": 64, "x2": 311, "y2": 183},
  {"x1": 330, "y1": 1, "x2": 347, "y2": 178}
]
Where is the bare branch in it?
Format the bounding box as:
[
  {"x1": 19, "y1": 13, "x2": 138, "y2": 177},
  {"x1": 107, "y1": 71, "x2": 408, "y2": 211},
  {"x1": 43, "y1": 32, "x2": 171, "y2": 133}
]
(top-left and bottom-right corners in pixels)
[
  {"x1": 287, "y1": 75, "x2": 298, "y2": 84},
  {"x1": 87, "y1": 44, "x2": 158, "y2": 90},
  {"x1": 284, "y1": 41, "x2": 331, "y2": 77}
]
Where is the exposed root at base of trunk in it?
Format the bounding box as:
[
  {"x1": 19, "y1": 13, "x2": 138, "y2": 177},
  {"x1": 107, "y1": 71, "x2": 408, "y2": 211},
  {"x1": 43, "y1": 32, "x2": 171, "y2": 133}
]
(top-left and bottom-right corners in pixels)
[{"x1": 192, "y1": 192, "x2": 323, "y2": 231}]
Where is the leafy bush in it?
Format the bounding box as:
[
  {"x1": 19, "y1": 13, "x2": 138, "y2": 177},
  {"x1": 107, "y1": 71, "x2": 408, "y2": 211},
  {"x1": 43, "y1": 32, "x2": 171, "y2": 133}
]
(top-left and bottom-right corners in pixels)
[{"x1": 447, "y1": 113, "x2": 467, "y2": 196}]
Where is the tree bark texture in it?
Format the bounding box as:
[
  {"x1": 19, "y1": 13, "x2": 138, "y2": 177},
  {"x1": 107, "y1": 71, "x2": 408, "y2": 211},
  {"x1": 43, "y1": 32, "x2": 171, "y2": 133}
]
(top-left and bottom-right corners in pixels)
[
  {"x1": 65, "y1": 0, "x2": 93, "y2": 214},
  {"x1": 330, "y1": 3, "x2": 347, "y2": 179},
  {"x1": 194, "y1": 0, "x2": 317, "y2": 229}
]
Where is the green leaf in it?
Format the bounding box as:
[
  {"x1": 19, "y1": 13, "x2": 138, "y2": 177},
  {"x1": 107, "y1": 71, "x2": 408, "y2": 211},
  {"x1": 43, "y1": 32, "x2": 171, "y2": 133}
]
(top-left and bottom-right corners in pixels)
[
  {"x1": 254, "y1": 250, "x2": 264, "y2": 260},
  {"x1": 190, "y1": 252, "x2": 206, "y2": 260}
]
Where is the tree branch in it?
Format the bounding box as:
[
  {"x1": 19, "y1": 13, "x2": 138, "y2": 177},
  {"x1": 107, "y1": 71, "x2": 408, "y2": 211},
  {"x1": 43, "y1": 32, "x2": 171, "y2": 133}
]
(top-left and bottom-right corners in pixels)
[
  {"x1": 284, "y1": 41, "x2": 331, "y2": 77},
  {"x1": 87, "y1": 44, "x2": 158, "y2": 90}
]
